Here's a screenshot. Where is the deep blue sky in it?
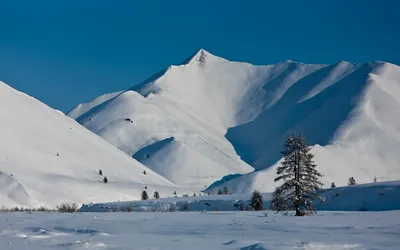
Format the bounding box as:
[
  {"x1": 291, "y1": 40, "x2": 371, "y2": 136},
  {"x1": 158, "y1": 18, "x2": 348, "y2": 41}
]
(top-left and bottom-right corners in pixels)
[{"x1": 1, "y1": 0, "x2": 399, "y2": 112}]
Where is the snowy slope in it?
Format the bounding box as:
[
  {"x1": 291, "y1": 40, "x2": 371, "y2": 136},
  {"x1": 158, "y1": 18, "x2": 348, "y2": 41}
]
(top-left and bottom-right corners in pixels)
[
  {"x1": 214, "y1": 61, "x2": 400, "y2": 192},
  {"x1": 0, "y1": 81, "x2": 176, "y2": 208},
  {"x1": 69, "y1": 49, "x2": 400, "y2": 193}
]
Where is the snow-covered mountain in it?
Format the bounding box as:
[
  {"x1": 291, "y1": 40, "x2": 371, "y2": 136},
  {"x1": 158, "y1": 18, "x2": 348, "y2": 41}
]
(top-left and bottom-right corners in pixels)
[
  {"x1": 68, "y1": 49, "x2": 400, "y2": 193},
  {"x1": 0, "y1": 81, "x2": 176, "y2": 207}
]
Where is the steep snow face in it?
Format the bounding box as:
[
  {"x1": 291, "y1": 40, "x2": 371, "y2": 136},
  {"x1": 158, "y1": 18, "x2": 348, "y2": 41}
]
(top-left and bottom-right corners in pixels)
[
  {"x1": 227, "y1": 61, "x2": 373, "y2": 168},
  {"x1": 0, "y1": 81, "x2": 175, "y2": 208},
  {"x1": 69, "y1": 50, "x2": 400, "y2": 193},
  {"x1": 212, "y1": 62, "x2": 400, "y2": 193}
]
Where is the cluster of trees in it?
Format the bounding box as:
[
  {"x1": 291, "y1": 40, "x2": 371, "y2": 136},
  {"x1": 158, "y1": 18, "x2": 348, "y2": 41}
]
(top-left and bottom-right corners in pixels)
[
  {"x1": 330, "y1": 176, "x2": 377, "y2": 188},
  {"x1": 216, "y1": 186, "x2": 230, "y2": 195},
  {"x1": 141, "y1": 190, "x2": 160, "y2": 200},
  {"x1": 99, "y1": 169, "x2": 108, "y2": 183}
]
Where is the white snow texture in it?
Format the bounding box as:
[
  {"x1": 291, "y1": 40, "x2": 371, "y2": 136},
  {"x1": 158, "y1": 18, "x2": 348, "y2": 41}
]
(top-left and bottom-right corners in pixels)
[
  {"x1": 69, "y1": 49, "x2": 400, "y2": 193},
  {"x1": 0, "y1": 81, "x2": 176, "y2": 207}
]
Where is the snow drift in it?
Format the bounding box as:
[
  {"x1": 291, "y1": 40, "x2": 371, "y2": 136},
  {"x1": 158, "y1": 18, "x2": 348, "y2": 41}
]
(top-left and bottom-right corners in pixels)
[
  {"x1": 0, "y1": 81, "x2": 176, "y2": 207},
  {"x1": 69, "y1": 49, "x2": 400, "y2": 193},
  {"x1": 80, "y1": 181, "x2": 400, "y2": 212}
]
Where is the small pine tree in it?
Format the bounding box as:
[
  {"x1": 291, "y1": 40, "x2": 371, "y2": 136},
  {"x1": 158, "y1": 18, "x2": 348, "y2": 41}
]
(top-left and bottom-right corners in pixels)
[
  {"x1": 173, "y1": 191, "x2": 177, "y2": 195},
  {"x1": 153, "y1": 191, "x2": 160, "y2": 199},
  {"x1": 141, "y1": 190, "x2": 149, "y2": 200},
  {"x1": 103, "y1": 176, "x2": 108, "y2": 183},
  {"x1": 348, "y1": 177, "x2": 356, "y2": 186},
  {"x1": 331, "y1": 182, "x2": 336, "y2": 188},
  {"x1": 143, "y1": 170, "x2": 147, "y2": 175},
  {"x1": 99, "y1": 169, "x2": 103, "y2": 176},
  {"x1": 223, "y1": 186, "x2": 229, "y2": 195},
  {"x1": 271, "y1": 133, "x2": 323, "y2": 216},
  {"x1": 250, "y1": 190, "x2": 263, "y2": 211},
  {"x1": 193, "y1": 193, "x2": 196, "y2": 197},
  {"x1": 217, "y1": 189, "x2": 223, "y2": 195}
]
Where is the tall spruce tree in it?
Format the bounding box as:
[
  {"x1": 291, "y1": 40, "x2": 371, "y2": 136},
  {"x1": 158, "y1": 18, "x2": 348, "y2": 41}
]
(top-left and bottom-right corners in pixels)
[{"x1": 271, "y1": 133, "x2": 323, "y2": 216}]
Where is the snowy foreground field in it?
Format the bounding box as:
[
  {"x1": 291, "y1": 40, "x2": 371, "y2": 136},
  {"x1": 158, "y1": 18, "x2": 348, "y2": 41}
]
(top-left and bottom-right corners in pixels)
[{"x1": 1, "y1": 211, "x2": 399, "y2": 250}]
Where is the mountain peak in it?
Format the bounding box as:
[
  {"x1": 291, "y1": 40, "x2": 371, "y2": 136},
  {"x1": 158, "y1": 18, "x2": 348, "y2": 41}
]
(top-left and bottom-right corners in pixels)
[{"x1": 181, "y1": 48, "x2": 224, "y2": 66}]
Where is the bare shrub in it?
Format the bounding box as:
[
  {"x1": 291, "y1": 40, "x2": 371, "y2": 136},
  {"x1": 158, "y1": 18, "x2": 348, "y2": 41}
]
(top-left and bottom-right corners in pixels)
[{"x1": 56, "y1": 202, "x2": 79, "y2": 213}]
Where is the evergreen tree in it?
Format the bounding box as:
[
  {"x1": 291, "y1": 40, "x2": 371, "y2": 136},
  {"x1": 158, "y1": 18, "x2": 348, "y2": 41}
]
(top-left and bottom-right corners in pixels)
[
  {"x1": 223, "y1": 186, "x2": 229, "y2": 195},
  {"x1": 99, "y1": 169, "x2": 103, "y2": 176},
  {"x1": 271, "y1": 134, "x2": 323, "y2": 216},
  {"x1": 153, "y1": 191, "x2": 160, "y2": 199},
  {"x1": 141, "y1": 190, "x2": 149, "y2": 200},
  {"x1": 193, "y1": 193, "x2": 196, "y2": 197},
  {"x1": 250, "y1": 190, "x2": 263, "y2": 211},
  {"x1": 348, "y1": 177, "x2": 356, "y2": 186},
  {"x1": 331, "y1": 182, "x2": 336, "y2": 188},
  {"x1": 143, "y1": 170, "x2": 147, "y2": 175},
  {"x1": 217, "y1": 189, "x2": 223, "y2": 195},
  {"x1": 173, "y1": 191, "x2": 177, "y2": 195},
  {"x1": 103, "y1": 176, "x2": 108, "y2": 183}
]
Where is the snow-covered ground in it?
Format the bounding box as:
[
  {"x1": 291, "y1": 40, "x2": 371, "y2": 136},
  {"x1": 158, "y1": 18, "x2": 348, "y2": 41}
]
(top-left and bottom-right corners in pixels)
[
  {"x1": 68, "y1": 49, "x2": 400, "y2": 193},
  {"x1": 80, "y1": 181, "x2": 400, "y2": 213},
  {"x1": 1, "y1": 211, "x2": 399, "y2": 250}
]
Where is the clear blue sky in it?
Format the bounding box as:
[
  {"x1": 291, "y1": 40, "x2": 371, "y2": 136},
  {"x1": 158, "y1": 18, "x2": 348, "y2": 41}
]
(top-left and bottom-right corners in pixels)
[{"x1": 1, "y1": 0, "x2": 399, "y2": 112}]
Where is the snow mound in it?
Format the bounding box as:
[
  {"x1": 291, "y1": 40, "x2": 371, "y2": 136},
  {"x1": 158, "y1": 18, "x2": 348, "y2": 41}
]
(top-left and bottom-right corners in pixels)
[{"x1": 0, "y1": 81, "x2": 176, "y2": 208}]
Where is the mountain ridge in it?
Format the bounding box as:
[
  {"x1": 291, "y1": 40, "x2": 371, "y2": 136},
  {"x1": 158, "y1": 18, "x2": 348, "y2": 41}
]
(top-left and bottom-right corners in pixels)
[{"x1": 68, "y1": 49, "x2": 400, "y2": 193}]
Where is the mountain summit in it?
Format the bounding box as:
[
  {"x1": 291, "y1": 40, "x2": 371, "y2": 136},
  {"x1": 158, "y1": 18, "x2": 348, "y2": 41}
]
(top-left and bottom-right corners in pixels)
[{"x1": 68, "y1": 50, "x2": 400, "y2": 192}]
